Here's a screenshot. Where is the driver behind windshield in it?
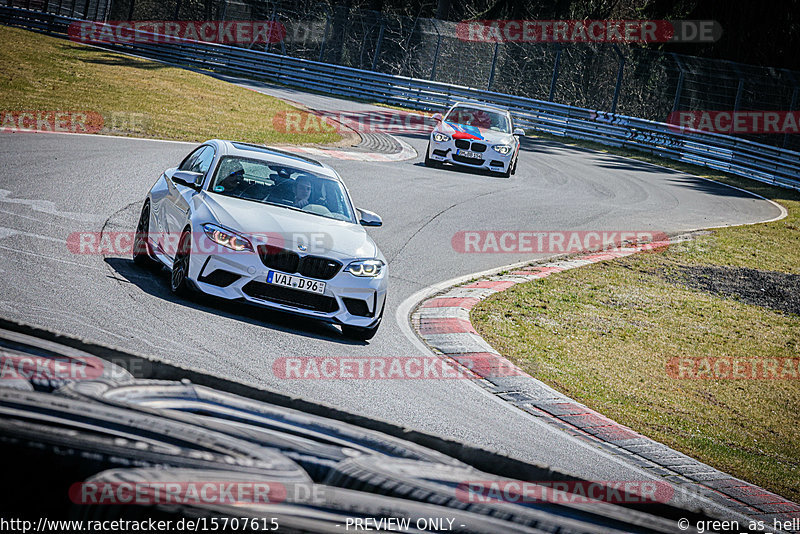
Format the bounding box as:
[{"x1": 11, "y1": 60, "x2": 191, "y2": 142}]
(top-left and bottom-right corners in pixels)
[{"x1": 293, "y1": 174, "x2": 313, "y2": 208}]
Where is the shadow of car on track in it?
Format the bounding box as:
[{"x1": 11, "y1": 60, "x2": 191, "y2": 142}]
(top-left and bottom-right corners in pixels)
[
  {"x1": 103, "y1": 257, "x2": 370, "y2": 346},
  {"x1": 410, "y1": 161, "x2": 512, "y2": 179}
]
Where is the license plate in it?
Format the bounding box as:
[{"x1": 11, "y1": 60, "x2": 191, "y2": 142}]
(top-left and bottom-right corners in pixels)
[
  {"x1": 266, "y1": 271, "x2": 326, "y2": 294},
  {"x1": 456, "y1": 149, "x2": 482, "y2": 159}
]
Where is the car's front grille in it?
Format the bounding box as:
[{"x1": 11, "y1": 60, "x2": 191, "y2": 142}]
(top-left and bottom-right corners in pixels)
[
  {"x1": 259, "y1": 245, "x2": 300, "y2": 273},
  {"x1": 242, "y1": 281, "x2": 339, "y2": 313},
  {"x1": 471, "y1": 143, "x2": 487, "y2": 152},
  {"x1": 452, "y1": 154, "x2": 484, "y2": 166},
  {"x1": 258, "y1": 245, "x2": 341, "y2": 280},
  {"x1": 454, "y1": 139, "x2": 470, "y2": 150},
  {"x1": 299, "y1": 256, "x2": 342, "y2": 280}
]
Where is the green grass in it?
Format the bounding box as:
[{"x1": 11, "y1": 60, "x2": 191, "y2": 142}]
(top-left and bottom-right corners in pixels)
[
  {"x1": 472, "y1": 133, "x2": 800, "y2": 502},
  {"x1": 0, "y1": 25, "x2": 340, "y2": 144}
]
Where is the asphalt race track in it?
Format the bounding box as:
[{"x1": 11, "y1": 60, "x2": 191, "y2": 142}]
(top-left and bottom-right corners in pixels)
[{"x1": 0, "y1": 84, "x2": 782, "y2": 518}]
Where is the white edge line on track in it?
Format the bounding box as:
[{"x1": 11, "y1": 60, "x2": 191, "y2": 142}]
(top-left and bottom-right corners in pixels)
[{"x1": 394, "y1": 170, "x2": 790, "y2": 518}]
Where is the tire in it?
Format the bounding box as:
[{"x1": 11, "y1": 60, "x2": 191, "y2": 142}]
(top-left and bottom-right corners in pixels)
[
  {"x1": 424, "y1": 141, "x2": 439, "y2": 168},
  {"x1": 132, "y1": 202, "x2": 158, "y2": 268},
  {"x1": 341, "y1": 300, "x2": 384, "y2": 341},
  {"x1": 0, "y1": 327, "x2": 132, "y2": 392},
  {"x1": 57, "y1": 379, "x2": 464, "y2": 468},
  {"x1": 323, "y1": 456, "x2": 682, "y2": 534},
  {"x1": 0, "y1": 389, "x2": 309, "y2": 519},
  {"x1": 511, "y1": 154, "x2": 519, "y2": 175},
  {"x1": 75, "y1": 467, "x2": 544, "y2": 534},
  {"x1": 170, "y1": 228, "x2": 193, "y2": 296}
]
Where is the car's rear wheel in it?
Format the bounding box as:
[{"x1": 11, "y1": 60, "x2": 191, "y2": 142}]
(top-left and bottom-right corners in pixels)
[
  {"x1": 170, "y1": 229, "x2": 193, "y2": 296},
  {"x1": 132, "y1": 202, "x2": 157, "y2": 268}
]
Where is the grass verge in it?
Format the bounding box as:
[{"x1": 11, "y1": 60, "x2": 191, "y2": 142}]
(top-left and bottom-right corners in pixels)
[
  {"x1": 0, "y1": 25, "x2": 340, "y2": 144},
  {"x1": 472, "y1": 132, "x2": 800, "y2": 502}
]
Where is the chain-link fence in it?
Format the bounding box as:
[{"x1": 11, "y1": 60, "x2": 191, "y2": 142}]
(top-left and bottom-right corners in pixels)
[{"x1": 9, "y1": 0, "x2": 800, "y2": 151}]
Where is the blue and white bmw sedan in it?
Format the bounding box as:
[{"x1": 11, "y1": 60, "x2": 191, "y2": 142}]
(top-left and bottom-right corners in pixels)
[
  {"x1": 425, "y1": 102, "x2": 524, "y2": 177},
  {"x1": 133, "y1": 140, "x2": 387, "y2": 340}
]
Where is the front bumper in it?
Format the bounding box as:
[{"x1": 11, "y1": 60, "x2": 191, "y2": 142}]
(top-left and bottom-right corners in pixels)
[
  {"x1": 186, "y1": 236, "x2": 387, "y2": 328},
  {"x1": 429, "y1": 136, "x2": 514, "y2": 172}
]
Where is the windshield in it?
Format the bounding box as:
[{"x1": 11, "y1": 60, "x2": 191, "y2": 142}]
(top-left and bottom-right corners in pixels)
[
  {"x1": 209, "y1": 156, "x2": 355, "y2": 222},
  {"x1": 444, "y1": 106, "x2": 511, "y2": 133}
]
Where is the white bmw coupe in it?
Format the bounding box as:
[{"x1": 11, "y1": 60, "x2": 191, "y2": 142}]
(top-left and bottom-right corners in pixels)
[
  {"x1": 425, "y1": 102, "x2": 524, "y2": 178},
  {"x1": 133, "y1": 140, "x2": 387, "y2": 340}
]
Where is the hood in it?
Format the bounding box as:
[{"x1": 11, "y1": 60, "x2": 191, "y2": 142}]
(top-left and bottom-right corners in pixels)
[
  {"x1": 196, "y1": 193, "x2": 379, "y2": 260},
  {"x1": 440, "y1": 121, "x2": 515, "y2": 145}
]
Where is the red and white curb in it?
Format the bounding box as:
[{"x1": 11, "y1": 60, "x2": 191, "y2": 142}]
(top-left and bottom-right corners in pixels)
[
  {"x1": 410, "y1": 239, "x2": 800, "y2": 530},
  {"x1": 279, "y1": 138, "x2": 417, "y2": 162}
]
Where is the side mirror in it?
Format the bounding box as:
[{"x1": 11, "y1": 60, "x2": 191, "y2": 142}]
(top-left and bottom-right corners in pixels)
[
  {"x1": 357, "y1": 208, "x2": 382, "y2": 227},
  {"x1": 172, "y1": 170, "x2": 204, "y2": 189},
  {"x1": 513, "y1": 128, "x2": 525, "y2": 136},
  {"x1": 431, "y1": 113, "x2": 443, "y2": 122}
]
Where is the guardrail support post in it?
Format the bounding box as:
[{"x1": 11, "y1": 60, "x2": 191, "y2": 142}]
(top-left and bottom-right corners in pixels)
[
  {"x1": 549, "y1": 43, "x2": 562, "y2": 101},
  {"x1": 487, "y1": 42, "x2": 499, "y2": 91},
  {"x1": 611, "y1": 44, "x2": 625, "y2": 114}
]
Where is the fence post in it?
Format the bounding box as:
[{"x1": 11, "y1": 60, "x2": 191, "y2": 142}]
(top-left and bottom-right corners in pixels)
[
  {"x1": 127, "y1": 0, "x2": 134, "y2": 20},
  {"x1": 548, "y1": 43, "x2": 562, "y2": 101},
  {"x1": 671, "y1": 53, "x2": 685, "y2": 114},
  {"x1": 487, "y1": 42, "x2": 499, "y2": 91},
  {"x1": 783, "y1": 70, "x2": 798, "y2": 149},
  {"x1": 611, "y1": 44, "x2": 625, "y2": 114},
  {"x1": 371, "y1": 22, "x2": 385, "y2": 71},
  {"x1": 429, "y1": 20, "x2": 441, "y2": 80},
  {"x1": 318, "y1": 11, "x2": 331, "y2": 62}
]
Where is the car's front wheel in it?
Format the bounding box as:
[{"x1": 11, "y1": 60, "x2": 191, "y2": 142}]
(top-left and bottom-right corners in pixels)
[
  {"x1": 170, "y1": 229, "x2": 193, "y2": 296},
  {"x1": 424, "y1": 142, "x2": 439, "y2": 168}
]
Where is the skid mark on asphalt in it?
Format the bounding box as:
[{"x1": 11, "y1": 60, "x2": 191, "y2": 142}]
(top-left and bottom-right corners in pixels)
[
  {"x1": 0, "y1": 189, "x2": 104, "y2": 222},
  {"x1": 386, "y1": 187, "x2": 518, "y2": 266}
]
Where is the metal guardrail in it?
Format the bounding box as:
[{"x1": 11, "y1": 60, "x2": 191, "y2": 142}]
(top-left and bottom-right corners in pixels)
[{"x1": 3, "y1": 6, "x2": 799, "y2": 191}]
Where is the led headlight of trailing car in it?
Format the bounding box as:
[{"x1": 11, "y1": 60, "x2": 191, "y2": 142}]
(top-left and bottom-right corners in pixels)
[
  {"x1": 202, "y1": 223, "x2": 253, "y2": 252},
  {"x1": 345, "y1": 259, "x2": 384, "y2": 277},
  {"x1": 492, "y1": 144, "x2": 512, "y2": 155},
  {"x1": 433, "y1": 132, "x2": 451, "y2": 143}
]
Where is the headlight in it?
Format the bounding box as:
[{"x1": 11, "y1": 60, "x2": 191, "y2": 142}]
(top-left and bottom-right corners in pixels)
[
  {"x1": 492, "y1": 144, "x2": 512, "y2": 155},
  {"x1": 203, "y1": 223, "x2": 253, "y2": 252},
  {"x1": 345, "y1": 259, "x2": 384, "y2": 277},
  {"x1": 433, "y1": 132, "x2": 450, "y2": 143}
]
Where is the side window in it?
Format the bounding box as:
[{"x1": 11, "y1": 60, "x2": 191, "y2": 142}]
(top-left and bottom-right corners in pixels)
[
  {"x1": 179, "y1": 146, "x2": 215, "y2": 174},
  {"x1": 193, "y1": 146, "x2": 215, "y2": 176},
  {"x1": 179, "y1": 147, "x2": 203, "y2": 171}
]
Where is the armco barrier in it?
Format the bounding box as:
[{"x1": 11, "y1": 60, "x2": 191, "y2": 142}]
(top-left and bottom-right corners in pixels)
[{"x1": 2, "y1": 6, "x2": 799, "y2": 191}]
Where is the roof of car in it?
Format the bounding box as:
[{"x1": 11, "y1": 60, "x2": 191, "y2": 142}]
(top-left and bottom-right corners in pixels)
[
  {"x1": 449, "y1": 101, "x2": 510, "y2": 115},
  {"x1": 207, "y1": 140, "x2": 339, "y2": 178}
]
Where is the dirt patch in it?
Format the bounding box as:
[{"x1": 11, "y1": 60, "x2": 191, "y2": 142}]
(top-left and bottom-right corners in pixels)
[{"x1": 663, "y1": 265, "x2": 800, "y2": 316}]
